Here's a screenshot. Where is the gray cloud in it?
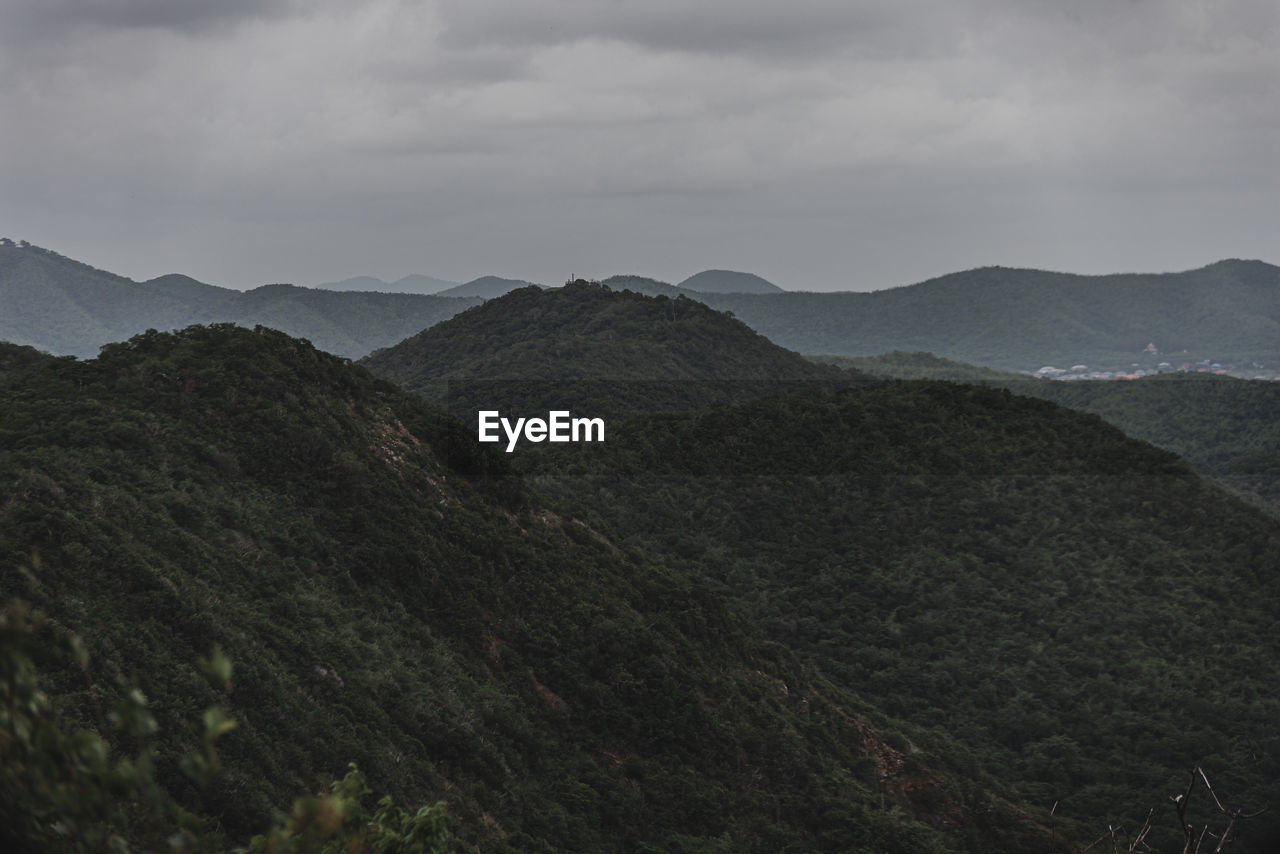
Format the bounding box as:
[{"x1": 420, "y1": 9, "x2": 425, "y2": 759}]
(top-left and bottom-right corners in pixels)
[
  {"x1": 436, "y1": 0, "x2": 935, "y2": 58},
  {"x1": 1, "y1": 0, "x2": 1277, "y2": 291},
  {"x1": 1, "y1": 0, "x2": 299, "y2": 39}
]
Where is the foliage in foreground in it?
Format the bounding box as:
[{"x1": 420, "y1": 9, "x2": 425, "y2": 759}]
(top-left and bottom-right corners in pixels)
[{"x1": 0, "y1": 598, "x2": 451, "y2": 853}]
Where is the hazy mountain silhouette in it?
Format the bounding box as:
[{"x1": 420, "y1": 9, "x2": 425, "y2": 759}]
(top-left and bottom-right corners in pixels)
[{"x1": 678, "y1": 269, "x2": 785, "y2": 293}]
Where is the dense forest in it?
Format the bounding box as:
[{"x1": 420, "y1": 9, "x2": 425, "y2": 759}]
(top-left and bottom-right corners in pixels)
[
  {"x1": 521, "y1": 382, "x2": 1280, "y2": 851},
  {"x1": 825, "y1": 352, "x2": 1280, "y2": 515},
  {"x1": 6, "y1": 276, "x2": 1280, "y2": 851},
  {"x1": 2, "y1": 326, "x2": 1065, "y2": 852},
  {"x1": 360, "y1": 280, "x2": 860, "y2": 421},
  {"x1": 358, "y1": 284, "x2": 1280, "y2": 849}
]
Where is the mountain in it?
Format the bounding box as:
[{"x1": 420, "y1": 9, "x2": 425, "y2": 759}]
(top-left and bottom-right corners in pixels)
[
  {"x1": 693, "y1": 260, "x2": 1280, "y2": 371},
  {"x1": 360, "y1": 281, "x2": 1280, "y2": 847},
  {"x1": 314, "y1": 274, "x2": 459, "y2": 295},
  {"x1": 1027, "y1": 373, "x2": 1280, "y2": 514},
  {"x1": 827, "y1": 351, "x2": 1280, "y2": 515},
  {"x1": 359, "y1": 280, "x2": 859, "y2": 420},
  {"x1": 9, "y1": 242, "x2": 1280, "y2": 374},
  {"x1": 678, "y1": 269, "x2": 785, "y2": 294},
  {"x1": 0, "y1": 325, "x2": 1056, "y2": 853},
  {"x1": 530, "y1": 381, "x2": 1280, "y2": 851},
  {"x1": 393, "y1": 273, "x2": 459, "y2": 294},
  {"x1": 313, "y1": 274, "x2": 394, "y2": 291},
  {"x1": 0, "y1": 241, "x2": 480, "y2": 358},
  {"x1": 225, "y1": 283, "x2": 481, "y2": 358},
  {"x1": 141, "y1": 272, "x2": 236, "y2": 307},
  {"x1": 0, "y1": 241, "x2": 222, "y2": 357},
  {"x1": 436, "y1": 275, "x2": 546, "y2": 298}
]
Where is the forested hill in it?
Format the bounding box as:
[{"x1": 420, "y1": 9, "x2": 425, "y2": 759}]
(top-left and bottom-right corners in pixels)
[
  {"x1": 0, "y1": 240, "x2": 480, "y2": 358},
  {"x1": 696, "y1": 259, "x2": 1280, "y2": 370},
  {"x1": 359, "y1": 279, "x2": 860, "y2": 419},
  {"x1": 823, "y1": 351, "x2": 1280, "y2": 515},
  {"x1": 529, "y1": 382, "x2": 1280, "y2": 851},
  {"x1": 1, "y1": 325, "x2": 1058, "y2": 853}
]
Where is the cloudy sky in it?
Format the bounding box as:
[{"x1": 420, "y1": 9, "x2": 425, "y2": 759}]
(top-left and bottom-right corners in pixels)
[{"x1": 2, "y1": 0, "x2": 1277, "y2": 291}]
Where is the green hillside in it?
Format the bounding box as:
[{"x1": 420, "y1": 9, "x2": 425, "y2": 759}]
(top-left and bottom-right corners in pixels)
[
  {"x1": 523, "y1": 383, "x2": 1280, "y2": 851},
  {"x1": 1, "y1": 327, "x2": 1054, "y2": 853},
  {"x1": 360, "y1": 281, "x2": 1280, "y2": 849},
  {"x1": 829, "y1": 351, "x2": 1280, "y2": 515},
  {"x1": 359, "y1": 280, "x2": 860, "y2": 421},
  {"x1": 1027, "y1": 373, "x2": 1280, "y2": 514}
]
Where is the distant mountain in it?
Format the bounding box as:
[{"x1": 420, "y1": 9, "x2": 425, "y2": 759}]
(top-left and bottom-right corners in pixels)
[
  {"x1": 436, "y1": 275, "x2": 546, "y2": 298},
  {"x1": 10, "y1": 240, "x2": 1280, "y2": 376},
  {"x1": 141, "y1": 272, "x2": 234, "y2": 307},
  {"x1": 694, "y1": 260, "x2": 1280, "y2": 370},
  {"x1": 811, "y1": 351, "x2": 1025, "y2": 384},
  {"x1": 313, "y1": 273, "x2": 459, "y2": 295},
  {"x1": 360, "y1": 280, "x2": 858, "y2": 420},
  {"x1": 391, "y1": 273, "x2": 458, "y2": 293},
  {"x1": 678, "y1": 269, "x2": 785, "y2": 293},
  {"x1": 0, "y1": 242, "x2": 219, "y2": 357},
  {"x1": 313, "y1": 274, "x2": 392, "y2": 291},
  {"x1": 0, "y1": 241, "x2": 480, "y2": 358}
]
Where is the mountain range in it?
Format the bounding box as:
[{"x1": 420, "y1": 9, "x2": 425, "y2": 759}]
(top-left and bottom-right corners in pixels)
[
  {"x1": 5, "y1": 240, "x2": 1279, "y2": 372},
  {"x1": 693, "y1": 260, "x2": 1280, "y2": 371},
  {"x1": 314, "y1": 273, "x2": 460, "y2": 295},
  {"x1": 4, "y1": 271, "x2": 1280, "y2": 850},
  {"x1": 2, "y1": 324, "x2": 1067, "y2": 853},
  {"x1": 0, "y1": 241, "x2": 482, "y2": 359},
  {"x1": 357, "y1": 284, "x2": 1280, "y2": 850}
]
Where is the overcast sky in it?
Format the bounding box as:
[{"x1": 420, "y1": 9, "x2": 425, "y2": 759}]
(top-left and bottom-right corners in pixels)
[{"x1": 2, "y1": 0, "x2": 1277, "y2": 291}]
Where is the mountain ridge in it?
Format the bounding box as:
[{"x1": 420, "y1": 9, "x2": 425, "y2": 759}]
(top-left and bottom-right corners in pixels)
[
  {"x1": 0, "y1": 323, "x2": 1058, "y2": 852},
  {"x1": 436, "y1": 275, "x2": 546, "y2": 298},
  {"x1": 677, "y1": 269, "x2": 785, "y2": 294},
  {"x1": 4, "y1": 239, "x2": 1278, "y2": 372},
  {"x1": 359, "y1": 280, "x2": 860, "y2": 421},
  {"x1": 0, "y1": 241, "x2": 481, "y2": 358}
]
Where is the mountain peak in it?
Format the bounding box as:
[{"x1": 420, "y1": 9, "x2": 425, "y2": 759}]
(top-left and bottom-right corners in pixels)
[
  {"x1": 359, "y1": 281, "x2": 854, "y2": 419},
  {"x1": 435, "y1": 275, "x2": 546, "y2": 298},
  {"x1": 678, "y1": 269, "x2": 784, "y2": 294}
]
